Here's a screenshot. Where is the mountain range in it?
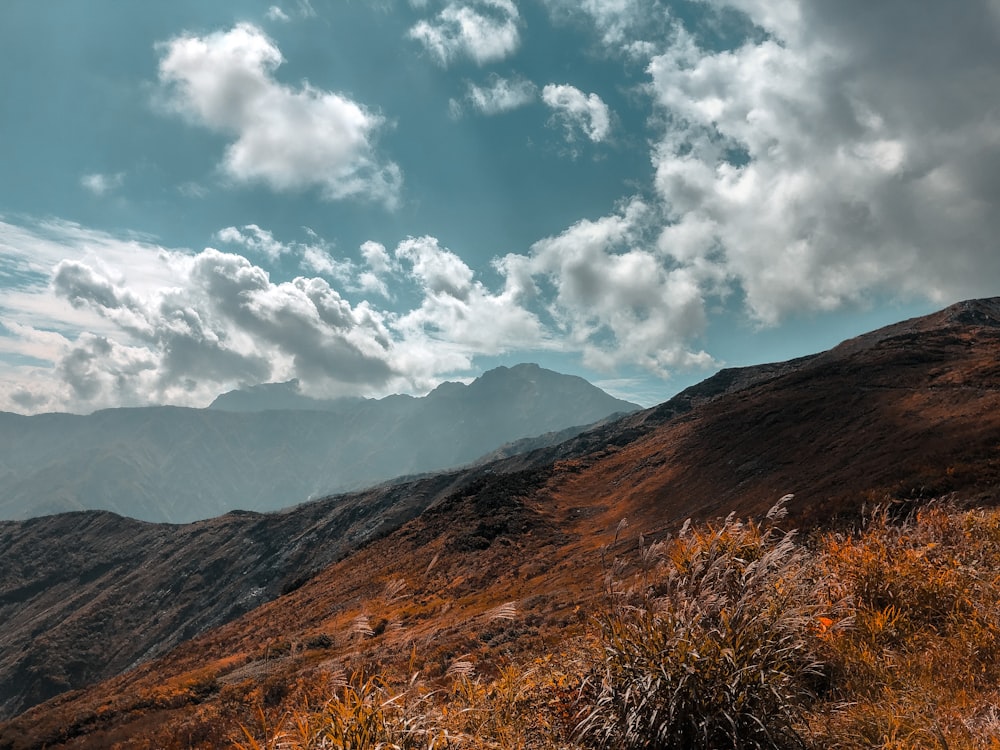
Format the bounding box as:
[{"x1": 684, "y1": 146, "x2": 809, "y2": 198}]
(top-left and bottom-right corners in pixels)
[
  {"x1": 4, "y1": 298, "x2": 1000, "y2": 747},
  {"x1": 0, "y1": 363, "x2": 638, "y2": 523}
]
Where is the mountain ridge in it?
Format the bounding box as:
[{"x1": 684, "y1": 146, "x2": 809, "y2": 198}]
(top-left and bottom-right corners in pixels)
[
  {"x1": 0, "y1": 364, "x2": 638, "y2": 523},
  {"x1": 5, "y1": 299, "x2": 1000, "y2": 746}
]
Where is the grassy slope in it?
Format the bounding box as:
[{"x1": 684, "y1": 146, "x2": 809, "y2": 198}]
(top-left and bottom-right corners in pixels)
[{"x1": 5, "y1": 299, "x2": 1000, "y2": 748}]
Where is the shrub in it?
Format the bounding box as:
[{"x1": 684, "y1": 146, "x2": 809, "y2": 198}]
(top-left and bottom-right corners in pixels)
[{"x1": 577, "y1": 506, "x2": 831, "y2": 750}]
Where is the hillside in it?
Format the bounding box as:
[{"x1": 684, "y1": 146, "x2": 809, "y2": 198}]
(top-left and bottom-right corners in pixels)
[
  {"x1": 4, "y1": 298, "x2": 1000, "y2": 748},
  {"x1": 0, "y1": 364, "x2": 638, "y2": 523}
]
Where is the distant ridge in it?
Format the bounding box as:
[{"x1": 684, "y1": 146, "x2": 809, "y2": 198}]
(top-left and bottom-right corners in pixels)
[
  {"x1": 208, "y1": 379, "x2": 363, "y2": 412},
  {"x1": 0, "y1": 364, "x2": 639, "y2": 523}
]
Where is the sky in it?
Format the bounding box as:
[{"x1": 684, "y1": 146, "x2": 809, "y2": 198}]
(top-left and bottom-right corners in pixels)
[{"x1": 2, "y1": 0, "x2": 999, "y2": 415}]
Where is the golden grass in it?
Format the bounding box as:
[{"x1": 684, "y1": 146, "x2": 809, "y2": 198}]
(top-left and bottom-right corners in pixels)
[{"x1": 228, "y1": 500, "x2": 1000, "y2": 750}]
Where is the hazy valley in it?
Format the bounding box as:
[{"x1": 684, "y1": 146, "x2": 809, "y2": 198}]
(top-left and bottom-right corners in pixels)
[{"x1": 0, "y1": 364, "x2": 637, "y2": 523}]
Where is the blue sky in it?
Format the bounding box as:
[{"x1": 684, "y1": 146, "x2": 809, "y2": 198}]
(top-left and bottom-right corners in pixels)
[{"x1": 2, "y1": 0, "x2": 997, "y2": 414}]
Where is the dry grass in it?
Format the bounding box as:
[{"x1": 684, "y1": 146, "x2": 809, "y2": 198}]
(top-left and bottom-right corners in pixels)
[
  {"x1": 577, "y1": 502, "x2": 832, "y2": 749},
  {"x1": 808, "y1": 502, "x2": 1000, "y2": 749},
  {"x1": 229, "y1": 500, "x2": 1000, "y2": 750}
]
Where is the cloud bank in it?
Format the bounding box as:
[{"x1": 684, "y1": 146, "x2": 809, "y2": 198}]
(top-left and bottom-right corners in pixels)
[
  {"x1": 648, "y1": 0, "x2": 1000, "y2": 324},
  {"x1": 0, "y1": 207, "x2": 716, "y2": 413}
]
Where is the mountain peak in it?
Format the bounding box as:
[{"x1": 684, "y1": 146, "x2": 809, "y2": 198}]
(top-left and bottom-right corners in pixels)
[
  {"x1": 426, "y1": 364, "x2": 639, "y2": 415},
  {"x1": 0, "y1": 364, "x2": 638, "y2": 525}
]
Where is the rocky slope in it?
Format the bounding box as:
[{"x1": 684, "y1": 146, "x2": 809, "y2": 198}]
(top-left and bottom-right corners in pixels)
[{"x1": 4, "y1": 299, "x2": 1000, "y2": 748}]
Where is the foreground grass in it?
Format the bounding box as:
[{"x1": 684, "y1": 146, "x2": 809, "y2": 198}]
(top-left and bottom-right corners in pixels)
[{"x1": 229, "y1": 500, "x2": 1000, "y2": 749}]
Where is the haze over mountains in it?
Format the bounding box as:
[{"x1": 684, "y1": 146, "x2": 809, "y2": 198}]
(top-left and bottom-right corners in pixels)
[
  {"x1": 5, "y1": 299, "x2": 1000, "y2": 747},
  {"x1": 0, "y1": 364, "x2": 638, "y2": 523}
]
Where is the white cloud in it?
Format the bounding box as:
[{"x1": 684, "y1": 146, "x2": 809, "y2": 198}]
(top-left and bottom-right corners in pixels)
[
  {"x1": 646, "y1": 0, "x2": 1000, "y2": 325},
  {"x1": 300, "y1": 246, "x2": 354, "y2": 282},
  {"x1": 409, "y1": 0, "x2": 521, "y2": 66},
  {"x1": 216, "y1": 224, "x2": 288, "y2": 260},
  {"x1": 265, "y1": 5, "x2": 290, "y2": 22},
  {"x1": 156, "y1": 23, "x2": 402, "y2": 207},
  {"x1": 463, "y1": 75, "x2": 537, "y2": 115},
  {"x1": 357, "y1": 240, "x2": 393, "y2": 297},
  {"x1": 500, "y1": 200, "x2": 715, "y2": 373},
  {"x1": 394, "y1": 235, "x2": 545, "y2": 354},
  {"x1": 80, "y1": 172, "x2": 125, "y2": 196},
  {"x1": 0, "y1": 220, "x2": 550, "y2": 413},
  {"x1": 361, "y1": 241, "x2": 393, "y2": 275},
  {"x1": 541, "y1": 0, "x2": 672, "y2": 59},
  {"x1": 216, "y1": 224, "x2": 356, "y2": 283},
  {"x1": 541, "y1": 84, "x2": 612, "y2": 143},
  {"x1": 0, "y1": 209, "x2": 721, "y2": 414}
]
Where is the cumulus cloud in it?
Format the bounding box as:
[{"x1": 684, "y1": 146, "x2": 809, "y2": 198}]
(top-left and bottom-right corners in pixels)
[
  {"x1": 0, "y1": 207, "x2": 727, "y2": 414},
  {"x1": 462, "y1": 75, "x2": 537, "y2": 115},
  {"x1": 58, "y1": 334, "x2": 158, "y2": 402},
  {"x1": 500, "y1": 200, "x2": 715, "y2": 373},
  {"x1": 80, "y1": 172, "x2": 125, "y2": 196},
  {"x1": 542, "y1": 84, "x2": 612, "y2": 143},
  {"x1": 216, "y1": 224, "x2": 288, "y2": 261},
  {"x1": 394, "y1": 235, "x2": 545, "y2": 354},
  {"x1": 43, "y1": 247, "x2": 401, "y2": 405},
  {"x1": 361, "y1": 241, "x2": 393, "y2": 276},
  {"x1": 409, "y1": 0, "x2": 521, "y2": 66},
  {"x1": 357, "y1": 241, "x2": 394, "y2": 297},
  {"x1": 643, "y1": 0, "x2": 1000, "y2": 325},
  {"x1": 156, "y1": 23, "x2": 401, "y2": 206},
  {"x1": 216, "y1": 224, "x2": 356, "y2": 283},
  {"x1": 0, "y1": 220, "x2": 550, "y2": 413},
  {"x1": 534, "y1": 0, "x2": 1000, "y2": 327}
]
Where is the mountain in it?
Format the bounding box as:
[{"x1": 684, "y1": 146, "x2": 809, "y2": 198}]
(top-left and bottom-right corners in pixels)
[
  {"x1": 0, "y1": 364, "x2": 639, "y2": 523},
  {"x1": 0, "y1": 469, "x2": 483, "y2": 721},
  {"x1": 4, "y1": 298, "x2": 1000, "y2": 747},
  {"x1": 207, "y1": 379, "x2": 356, "y2": 411}
]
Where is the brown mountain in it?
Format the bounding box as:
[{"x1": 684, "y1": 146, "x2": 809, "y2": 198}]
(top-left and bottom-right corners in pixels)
[{"x1": 4, "y1": 298, "x2": 1000, "y2": 749}]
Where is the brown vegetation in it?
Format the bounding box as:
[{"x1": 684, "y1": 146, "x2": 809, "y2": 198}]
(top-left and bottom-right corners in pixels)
[
  {"x1": 210, "y1": 502, "x2": 1000, "y2": 749},
  {"x1": 5, "y1": 298, "x2": 1000, "y2": 748}
]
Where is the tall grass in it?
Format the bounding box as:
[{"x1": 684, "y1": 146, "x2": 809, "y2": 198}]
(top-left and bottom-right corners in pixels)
[
  {"x1": 576, "y1": 504, "x2": 833, "y2": 749},
  {"x1": 228, "y1": 500, "x2": 1000, "y2": 750},
  {"x1": 809, "y1": 503, "x2": 1000, "y2": 749},
  {"x1": 233, "y1": 672, "x2": 445, "y2": 750}
]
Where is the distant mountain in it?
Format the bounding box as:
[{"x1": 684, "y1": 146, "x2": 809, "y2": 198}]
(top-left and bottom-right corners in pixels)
[
  {"x1": 207, "y1": 379, "x2": 359, "y2": 412},
  {"x1": 6, "y1": 299, "x2": 1000, "y2": 741},
  {"x1": 0, "y1": 364, "x2": 639, "y2": 523}
]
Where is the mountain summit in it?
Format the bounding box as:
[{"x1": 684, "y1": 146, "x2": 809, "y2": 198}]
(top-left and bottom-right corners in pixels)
[{"x1": 0, "y1": 365, "x2": 638, "y2": 523}]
